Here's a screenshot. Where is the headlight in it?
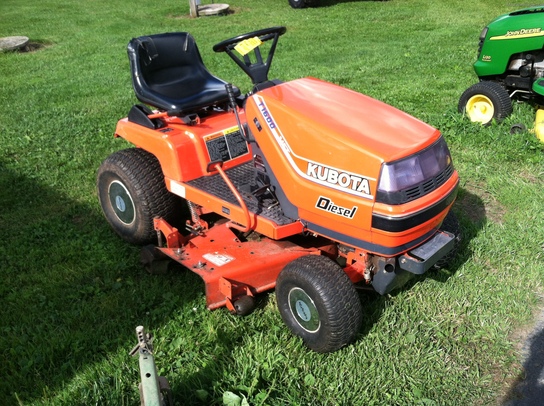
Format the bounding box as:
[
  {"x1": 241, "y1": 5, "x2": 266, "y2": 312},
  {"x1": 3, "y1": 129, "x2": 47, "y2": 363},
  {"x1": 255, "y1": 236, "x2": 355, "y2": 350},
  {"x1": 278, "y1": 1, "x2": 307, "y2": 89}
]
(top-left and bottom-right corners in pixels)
[
  {"x1": 477, "y1": 26, "x2": 489, "y2": 57},
  {"x1": 376, "y1": 137, "x2": 453, "y2": 204}
]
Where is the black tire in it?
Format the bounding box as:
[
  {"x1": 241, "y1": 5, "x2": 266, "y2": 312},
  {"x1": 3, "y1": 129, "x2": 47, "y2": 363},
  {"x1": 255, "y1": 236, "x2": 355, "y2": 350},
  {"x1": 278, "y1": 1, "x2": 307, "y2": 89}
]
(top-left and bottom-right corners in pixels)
[
  {"x1": 140, "y1": 245, "x2": 171, "y2": 275},
  {"x1": 97, "y1": 148, "x2": 182, "y2": 245},
  {"x1": 510, "y1": 123, "x2": 527, "y2": 134},
  {"x1": 435, "y1": 211, "x2": 461, "y2": 269},
  {"x1": 289, "y1": 0, "x2": 317, "y2": 8},
  {"x1": 233, "y1": 295, "x2": 256, "y2": 316},
  {"x1": 289, "y1": 0, "x2": 306, "y2": 8},
  {"x1": 458, "y1": 81, "x2": 512, "y2": 125},
  {"x1": 276, "y1": 255, "x2": 363, "y2": 353}
]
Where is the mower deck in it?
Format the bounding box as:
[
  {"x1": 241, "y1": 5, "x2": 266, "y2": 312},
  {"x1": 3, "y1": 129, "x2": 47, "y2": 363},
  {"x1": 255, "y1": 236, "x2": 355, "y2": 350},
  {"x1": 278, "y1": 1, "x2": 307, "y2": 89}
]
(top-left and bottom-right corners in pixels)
[{"x1": 152, "y1": 223, "x2": 334, "y2": 311}]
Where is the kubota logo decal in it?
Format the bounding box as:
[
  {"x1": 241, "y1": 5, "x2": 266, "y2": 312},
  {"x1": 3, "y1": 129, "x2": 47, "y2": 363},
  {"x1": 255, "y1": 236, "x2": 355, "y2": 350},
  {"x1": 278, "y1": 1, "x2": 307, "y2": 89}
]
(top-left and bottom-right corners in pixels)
[
  {"x1": 253, "y1": 95, "x2": 374, "y2": 200},
  {"x1": 307, "y1": 163, "x2": 371, "y2": 196},
  {"x1": 315, "y1": 196, "x2": 357, "y2": 218}
]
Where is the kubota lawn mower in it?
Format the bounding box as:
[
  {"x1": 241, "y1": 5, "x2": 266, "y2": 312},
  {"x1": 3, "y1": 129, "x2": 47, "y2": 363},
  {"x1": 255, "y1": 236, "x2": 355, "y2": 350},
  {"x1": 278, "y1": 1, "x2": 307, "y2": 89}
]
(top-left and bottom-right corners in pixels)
[
  {"x1": 459, "y1": 5, "x2": 544, "y2": 134},
  {"x1": 97, "y1": 27, "x2": 460, "y2": 353}
]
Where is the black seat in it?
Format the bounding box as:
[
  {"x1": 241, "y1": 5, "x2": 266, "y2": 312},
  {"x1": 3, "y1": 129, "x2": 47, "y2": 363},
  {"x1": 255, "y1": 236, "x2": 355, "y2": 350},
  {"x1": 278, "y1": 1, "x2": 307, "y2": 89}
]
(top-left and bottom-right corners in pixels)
[{"x1": 127, "y1": 32, "x2": 240, "y2": 114}]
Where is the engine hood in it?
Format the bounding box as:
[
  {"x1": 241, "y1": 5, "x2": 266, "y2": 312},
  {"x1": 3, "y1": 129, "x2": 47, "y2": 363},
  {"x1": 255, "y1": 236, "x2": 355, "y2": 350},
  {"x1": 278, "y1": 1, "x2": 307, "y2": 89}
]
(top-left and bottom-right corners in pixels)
[
  {"x1": 475, "y1": 6, "x2": 544, "y2": 77},
  {"x1": 245, "y1": 77, "x2": 453, "y2": 254},
  {"x1": 248, "y1": 77, "x2": 441, "y2": 196},
  {"x1": 253, "y1": 77, "x2": 439, "y2": 160}
]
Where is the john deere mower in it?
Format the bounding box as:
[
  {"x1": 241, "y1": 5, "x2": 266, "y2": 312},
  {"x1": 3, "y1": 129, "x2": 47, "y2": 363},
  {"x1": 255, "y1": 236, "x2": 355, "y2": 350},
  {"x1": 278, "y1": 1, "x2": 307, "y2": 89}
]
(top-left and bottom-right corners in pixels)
[
  {"x1": 459, "y1": 6, "x2": 544, "y2": 127},
  {"x1": 97, "y1": 27, "x2": 460, "y2": 353}
]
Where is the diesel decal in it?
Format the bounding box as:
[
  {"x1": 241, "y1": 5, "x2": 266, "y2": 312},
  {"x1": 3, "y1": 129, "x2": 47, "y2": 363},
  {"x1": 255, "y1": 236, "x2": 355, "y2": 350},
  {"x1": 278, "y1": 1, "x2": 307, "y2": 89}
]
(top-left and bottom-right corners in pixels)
[
  {"x1": 316, "y1": 196, "x2": 357, "y2": 218},
  {"x1": 307, "y1": 163, "x2": 371, "y2": 196}
]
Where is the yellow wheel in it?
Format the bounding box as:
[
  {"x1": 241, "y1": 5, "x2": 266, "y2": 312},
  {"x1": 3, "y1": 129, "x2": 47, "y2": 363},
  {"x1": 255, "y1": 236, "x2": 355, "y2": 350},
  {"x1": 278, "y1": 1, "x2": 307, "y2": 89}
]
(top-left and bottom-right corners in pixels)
[
  {"x1": 458, "y1": 81, "x2": 512, "y2": 125},
  {"x1": 466, "y1": 94, "x2": 494, "y2": 124}
]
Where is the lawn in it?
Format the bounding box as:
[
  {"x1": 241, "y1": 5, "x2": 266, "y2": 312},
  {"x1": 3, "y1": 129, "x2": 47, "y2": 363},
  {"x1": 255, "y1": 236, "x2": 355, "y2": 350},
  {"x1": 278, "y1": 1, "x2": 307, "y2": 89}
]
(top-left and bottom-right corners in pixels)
[{"x1": 1, "y1": 0, "x2": 543, "y2": 404}]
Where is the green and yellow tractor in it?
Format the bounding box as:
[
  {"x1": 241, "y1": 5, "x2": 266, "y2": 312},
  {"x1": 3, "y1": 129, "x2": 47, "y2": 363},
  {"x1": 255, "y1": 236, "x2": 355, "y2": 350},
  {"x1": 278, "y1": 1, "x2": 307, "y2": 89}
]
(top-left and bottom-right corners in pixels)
[{"x1": 459, "y1": 6, "x2": 544, "y2": 139}]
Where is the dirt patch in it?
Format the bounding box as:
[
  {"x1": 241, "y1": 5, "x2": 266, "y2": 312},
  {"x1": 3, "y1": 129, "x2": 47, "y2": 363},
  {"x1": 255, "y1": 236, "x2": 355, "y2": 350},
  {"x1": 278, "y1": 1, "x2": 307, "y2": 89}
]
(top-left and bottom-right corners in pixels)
[
  {"x1": 19, "y1": 42, "x2": 49, "y2": 53},
  {"x1": 518, "y1": 169, "x2": 543, "y2": 186},
  {"x1": 458, "y1": 181, "x2": 506, "y2": 225}
]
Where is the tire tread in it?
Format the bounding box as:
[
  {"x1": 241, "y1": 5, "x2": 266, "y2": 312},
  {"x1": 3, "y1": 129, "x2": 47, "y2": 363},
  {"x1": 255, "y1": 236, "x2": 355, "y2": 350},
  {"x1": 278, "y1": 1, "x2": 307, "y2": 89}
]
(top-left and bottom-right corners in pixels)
[
  {"x1": 458, "y1": 81, "x2": 512, "y2": 123},
  {"x1": 97, "y1": 148, "x2": 182, "y2": 244},
  {"x1": 277, "y1": 255, "x2": 363, "y2": 352}
]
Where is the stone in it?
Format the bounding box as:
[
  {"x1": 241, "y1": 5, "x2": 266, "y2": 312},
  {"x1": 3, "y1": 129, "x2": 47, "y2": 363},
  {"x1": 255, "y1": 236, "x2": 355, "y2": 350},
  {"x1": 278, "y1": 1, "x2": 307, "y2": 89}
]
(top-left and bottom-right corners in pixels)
[
  {"x1": 197, "y1": 3, "x2": 229, "y2": 16},
  {"x1": 0, "y1": 36, "x2": 29, "y2": 52}
]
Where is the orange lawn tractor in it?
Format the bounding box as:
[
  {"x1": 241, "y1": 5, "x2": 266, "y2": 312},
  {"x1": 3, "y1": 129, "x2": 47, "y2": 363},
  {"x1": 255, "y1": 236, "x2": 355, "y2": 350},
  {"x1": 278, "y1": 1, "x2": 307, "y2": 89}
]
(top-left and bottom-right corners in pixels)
[{"x1": 97, "y1": 27, "x2": 460, "y2": 353}]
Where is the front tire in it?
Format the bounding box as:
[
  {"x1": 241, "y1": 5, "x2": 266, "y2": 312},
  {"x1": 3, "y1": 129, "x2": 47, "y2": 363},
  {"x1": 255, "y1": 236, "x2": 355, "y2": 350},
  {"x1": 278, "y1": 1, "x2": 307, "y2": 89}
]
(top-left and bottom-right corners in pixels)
[
  {"x1": 97, "y1": 148, "x2": 182, "y2": 245},
  {"x1": 276, "y1": 255, "x2": 363, "y2": 353},
  {"x1": 458, "y1": 81, "x2": 512, "y2": 125}
]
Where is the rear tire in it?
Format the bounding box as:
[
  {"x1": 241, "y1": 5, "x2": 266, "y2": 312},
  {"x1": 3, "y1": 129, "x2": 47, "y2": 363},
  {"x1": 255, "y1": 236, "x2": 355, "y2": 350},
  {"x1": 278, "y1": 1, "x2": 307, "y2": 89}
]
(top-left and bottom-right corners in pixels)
[
  {"x1": 97, "y1": 148, "x2": 183, "y2": 245},
  {"x1": 458, "y1": 81, "x2": 512, "y2": 125},
  {"x1": 276, "y1": 255, "x2": 363, "y2": 353}
]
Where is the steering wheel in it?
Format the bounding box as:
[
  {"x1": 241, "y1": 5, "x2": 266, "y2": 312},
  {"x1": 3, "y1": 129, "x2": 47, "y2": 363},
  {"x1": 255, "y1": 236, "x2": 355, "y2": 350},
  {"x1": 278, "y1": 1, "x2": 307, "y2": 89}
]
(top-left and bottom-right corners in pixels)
[
  {"x1": 212, "y1": 27, "x2": 286, "y2": 86},
  {"x1": 213, "y1": 26, "x2": 286, "y2": 53}
]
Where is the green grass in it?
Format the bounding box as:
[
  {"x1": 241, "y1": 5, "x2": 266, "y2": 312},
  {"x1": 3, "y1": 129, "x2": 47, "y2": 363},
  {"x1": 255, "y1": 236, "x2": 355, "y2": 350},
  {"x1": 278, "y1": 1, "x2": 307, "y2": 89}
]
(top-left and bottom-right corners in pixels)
[{"x1": 1, "y1": 0, "x2": 543, "y2": 404}]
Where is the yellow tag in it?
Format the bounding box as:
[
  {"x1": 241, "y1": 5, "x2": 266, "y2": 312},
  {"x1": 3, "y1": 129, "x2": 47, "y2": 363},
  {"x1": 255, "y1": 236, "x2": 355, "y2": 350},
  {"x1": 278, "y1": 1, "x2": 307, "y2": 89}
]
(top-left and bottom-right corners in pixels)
[{"x1": 234, "y1": 37, "x2": 263, "y2": 56}]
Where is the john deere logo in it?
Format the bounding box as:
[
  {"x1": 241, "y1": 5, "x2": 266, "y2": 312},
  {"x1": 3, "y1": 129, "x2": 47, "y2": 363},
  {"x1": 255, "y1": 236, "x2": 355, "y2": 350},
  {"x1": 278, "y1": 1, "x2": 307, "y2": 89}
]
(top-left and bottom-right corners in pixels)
[
  {"x1": 504, "y1": 28, "x2": 541, "y2": 37},
  {"x1": 491, "y1": 27, "x2": 544, "y2": 40}
]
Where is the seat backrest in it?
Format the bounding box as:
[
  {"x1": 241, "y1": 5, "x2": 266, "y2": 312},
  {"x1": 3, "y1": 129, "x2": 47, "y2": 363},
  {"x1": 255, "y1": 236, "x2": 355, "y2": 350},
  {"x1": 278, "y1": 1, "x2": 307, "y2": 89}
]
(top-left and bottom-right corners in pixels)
[{"x1": 127, "y1": 32, "x2": 237, "y2": 114}]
